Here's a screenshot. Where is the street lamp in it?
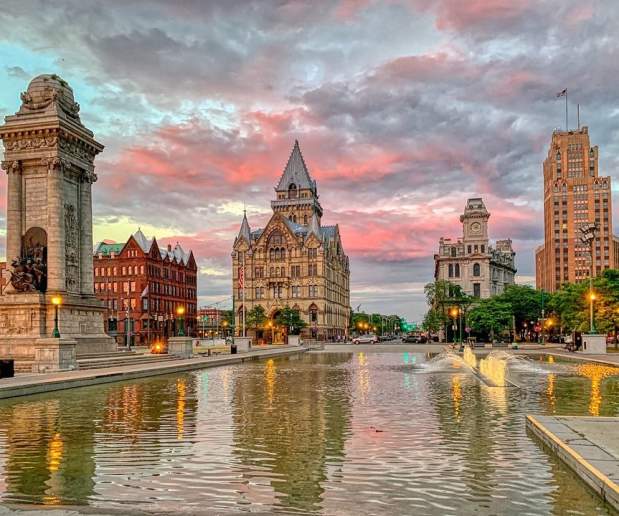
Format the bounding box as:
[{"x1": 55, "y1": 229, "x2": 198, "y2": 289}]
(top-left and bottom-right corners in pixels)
[
  {"x1": 176, "y1": 305, "x2": 186, "y2": 336},
  {"x1": 589, "y1": 292, "x2": 596, "y2": 334},
  {"x1": 449, "y1": 307, "x2": 461, "y2": 344},
  {"x1": 579, "y1": 222, "x2": 598, "y2": 333},
  {"x1": 51, "y1": 295, "x2": 62, "y2": 338}
]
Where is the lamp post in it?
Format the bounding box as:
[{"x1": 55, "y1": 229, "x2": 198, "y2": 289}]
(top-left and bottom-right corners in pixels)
[
  {"x1": 449, "y1": 307, "x2": 459, "y2": 344},
  {"x1": 51, "y1": 295, "x2": 62, "y2": 338},
  {"x1": 579, "y1": 222, "x2": 598, "y2": 334},
  {"x1": 176, "y1": 305, "x2": 185, "y2": 336}
]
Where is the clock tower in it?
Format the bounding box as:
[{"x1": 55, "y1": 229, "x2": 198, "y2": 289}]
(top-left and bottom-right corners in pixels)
[{"x1": 461, "y1": 198, "x2": 490, "y2": 245}]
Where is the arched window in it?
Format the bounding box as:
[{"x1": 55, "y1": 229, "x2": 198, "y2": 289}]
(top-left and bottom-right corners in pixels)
[
  {"x1": 281, "y1": 248, "x2": 286, "y2": 260},
  {"x1": 269, "y1": 249, "x2": 274, "y2": 261},
  {"x1": 270, "y1": 267, "x2": 274, "y2": 276},
  {"x1": 289, "y1": 183, "x2": 298, "y2": 199},
  {"x1": 303, "y1": 215, "x2": 308, "y2": 225},
  {"x1": 448, "y1": 264, "x2": 454, "y2": 277},
  {"x1": 473, "y1": 263, "x2": 481, "y2": 277},
  {"x1": 451, "y1": 247, "x2": 456, "y2": 257},
  {"x1": 455, "y1": 263, "x2": 460, "y2": 277},
  {"x1": 275, "y1": 248, "x2": 281, "y2": 260}
]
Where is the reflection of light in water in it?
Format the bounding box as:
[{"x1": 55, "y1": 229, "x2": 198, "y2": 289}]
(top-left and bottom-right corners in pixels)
[
  {"x1": 47, "y1": 433, "x2": 63, "y2": 473},
  {"x1": 451, "y1": 376, "x2": 462, "y2": 422},
  {"x1": 546, "y1": 374, "x2": 556, "y2": 413},
  {"x1": 484, "y1": 384, "x2": 508, "y2": 414},
  {"x1": 357, "y1": 353, "x2": 370, "y2": 400},
  {"x1": 176, "y1": 379, "x2": 186, "y2": 439},
  {"x1": 576, "y1": 363, "x2": 619, "y2": 416},
  {"x1": 548, "y1": 356, "x2": 555, "y2": 364},
  {"x1": 43, "y1": 432, "x2": 64, "y2": 506},
  {"x1": 265, "y1": 359, "x2": 276, "y2": 405},
  {"x1": 221, "y1": 368, "x2": 231, "y2": 400},
  {"x1": 403, "y1": 352, "x2": 409, "y2": 364}
]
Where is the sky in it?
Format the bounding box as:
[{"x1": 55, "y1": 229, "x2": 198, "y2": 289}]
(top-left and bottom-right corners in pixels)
[{"x1": 0, "y1": 0, "x2": 618, "y2": 322}]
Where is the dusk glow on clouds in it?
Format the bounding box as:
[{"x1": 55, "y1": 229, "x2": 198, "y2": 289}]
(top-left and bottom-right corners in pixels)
[{"x1": 1, "y1": 0, "x2": 618, "y2": 320}]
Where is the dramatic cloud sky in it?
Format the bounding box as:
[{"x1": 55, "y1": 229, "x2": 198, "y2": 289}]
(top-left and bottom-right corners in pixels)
[{"x1": 1, "y1": 0, "x2": 618, "y2": 321}]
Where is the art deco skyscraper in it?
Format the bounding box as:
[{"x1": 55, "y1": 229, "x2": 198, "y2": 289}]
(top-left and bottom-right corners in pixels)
[{"x1": 536, "y1": 126, "x2": 618, "y2": 292}]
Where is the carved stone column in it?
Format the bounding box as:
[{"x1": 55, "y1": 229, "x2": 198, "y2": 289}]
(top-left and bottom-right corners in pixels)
[
  {"x1": 45, "y1": 157, "x2": 66, "y2": 292},
  {"x1": 2, "y1": 160, "x2": 22, "y2": 272},
  {"x1": 80, "y1": 171, "x2": 96, "y2": 295}
]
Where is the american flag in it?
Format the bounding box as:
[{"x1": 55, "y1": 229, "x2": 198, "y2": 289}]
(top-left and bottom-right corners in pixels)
[
  {"x1": 556, "y1": 88, "x2": 567, "y2": 98},
  {"x1": 238, "y1": 266, "x2": 244, "y2": 289}
]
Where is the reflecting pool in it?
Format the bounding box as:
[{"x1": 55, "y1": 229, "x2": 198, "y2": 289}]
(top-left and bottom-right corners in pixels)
[{"x1": 0, "y1": 351, "x2": 618, "y2": 514}]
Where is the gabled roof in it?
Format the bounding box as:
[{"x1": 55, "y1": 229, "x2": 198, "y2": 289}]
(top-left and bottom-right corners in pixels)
[
  {"x1": 275, "y1": 140, "x2": 317, "y2": 193},
  {"x1": 160, "y1": 242, "x2": 191, "y2": 265},
  {"x1": 132, "y1": 228, "x2": 153, "y2": 253}
]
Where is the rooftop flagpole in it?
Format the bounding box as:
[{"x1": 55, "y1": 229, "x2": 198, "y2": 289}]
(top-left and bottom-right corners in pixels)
[{"x1": 556, "y1": 88, "x2": 568, "y2": 130}]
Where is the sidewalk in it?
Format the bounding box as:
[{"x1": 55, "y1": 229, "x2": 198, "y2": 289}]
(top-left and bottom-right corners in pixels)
[{"x1": 0, "y1": 346, "x2": 305, "y2": 400}]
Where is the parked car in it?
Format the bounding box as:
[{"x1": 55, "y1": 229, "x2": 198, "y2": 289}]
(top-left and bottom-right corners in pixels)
[
  {"x1": 352, "y1": 334, "x2": 378, "y2": 344},
  {"x1": 403, "y1": 333, "x2": 428, "y2": 344}
]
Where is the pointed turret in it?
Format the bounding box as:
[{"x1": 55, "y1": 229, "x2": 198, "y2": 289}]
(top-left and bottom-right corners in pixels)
[
  {"x1": 307, "y1": 210, "x2": 321, "y2": 240},
  {"x1": 275, "y1": 140, "x2": 316, "y2": 193},
  {"x1": 237, "y1": 210, "x2": 251, "y2": 243}
]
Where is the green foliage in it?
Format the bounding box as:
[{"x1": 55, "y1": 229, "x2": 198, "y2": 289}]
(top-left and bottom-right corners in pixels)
[
  {"x1": 422, "y1": 309, "x2": 444, "y2": 332},
  {"x1": 501, "y1": 284, "x2": 547, "y2": 326},
  {"x1": 246, "y1": 305, "x2": 267, "y2": 330},
  {"x1": 468, "y1": 298, "x2": 513, "y2": 338},
  {"x1": 275, "y1": 306, "x2": 307, "y2": 335}
]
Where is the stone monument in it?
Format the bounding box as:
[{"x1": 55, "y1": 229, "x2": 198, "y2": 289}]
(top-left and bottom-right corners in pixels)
[{"x1": 0, "y1": 74, "x2": 115, "y2": 371}]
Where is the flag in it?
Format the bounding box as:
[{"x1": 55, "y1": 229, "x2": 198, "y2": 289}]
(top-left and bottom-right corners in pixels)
[
  {"x1": 238, "y1": 266, "x2": 244, "y2": 289},
  {"x1": 556, "y1": 88, "x2": 567, "y2": 98},
  {"x1": 140, "y1": 284, "x2": 149, "y2": 298}
]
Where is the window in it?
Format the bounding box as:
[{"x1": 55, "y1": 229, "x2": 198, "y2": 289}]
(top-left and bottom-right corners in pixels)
[
  {"x1": 480, "y1": 245, "x2": 485, "y2": 253},
  {"x1": 473, "y1": 263, "x2": 481, "y2": 277},
  {"x1": 308, "y1": 264, "x2": 318, "y2": 276},
  {"x1": 291, "y1": 285, "x2": 300, "y2": 298},
  {"x1": 309, "y1": 285, "x2": 318, "y2": 297},
  {"x1": 291, "y1": 265, "x2": 301, "y2": 277},
  {"x1": 142, "y1": 298, "x2": 148, "y2": 311},
  {"x1": 448, "y1": 264, "x2": 454, "y2": 277},
  {"x1": 467, "y1": 245, "x2": 472, "y2": 254},
  {"x1": 289, "y1": 183, "x2": 298, "y2": 199},
  {"x1": 256, "y1": 287, "x2": 264, "y2": 299},
  {"x1": 122, "y1": 266, "x2": 126, "y2": 275},
  {"x1": 255, "y1": 267, "x2": 264, "y2": 278},
  {"x1": 308, "y1": 248, "x2": 318, "y2": 259},
  {"x1": 473, "y1": 283, "x2": 481, "y2": 298},
  {"x1": 455, "y1": 263, "x2": 460, "y2": 277},
  {"x1": 451, "y1": 247, "x2": 456, "y2": 257}
]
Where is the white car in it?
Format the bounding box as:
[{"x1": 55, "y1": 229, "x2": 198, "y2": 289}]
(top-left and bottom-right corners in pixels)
[{"x1": 352, "y1": 334, "x2": 378, "y2": 344}]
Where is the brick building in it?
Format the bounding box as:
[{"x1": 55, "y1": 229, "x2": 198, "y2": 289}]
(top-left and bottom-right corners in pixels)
[
  {"x1": 536, "y1": 127, "x2": 618, "y2": 292},
  {"x1": 93, "y1": 229, "x2": 198, "y2": 345},
  {"x1": 197, "y1": 307, "x2": 230, "y2": 338}
]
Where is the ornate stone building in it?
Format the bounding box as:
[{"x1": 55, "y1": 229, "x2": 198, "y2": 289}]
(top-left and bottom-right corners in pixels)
[
  {"x1": 232, "y1": 141, "x2": 350, "y2": 343},
  {"x1": 434, "y1": 198, "x2": 516, "y2": 298},
  {"x1": 0, "y1": 74, "x2": 114, "y2": 369}
]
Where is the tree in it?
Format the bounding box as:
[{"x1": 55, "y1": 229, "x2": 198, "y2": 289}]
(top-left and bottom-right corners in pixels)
[
  {"x1": 468, "y1": 298, "x2": 512, "y2": 341},
  {"x1": 275, "y1": 306, "x2": 307, "y2": 335},
  {"x1": 424, "y1": 280, "x2": 472, "y2": 341},
  {"x1": 500, "y1": 284, "x2": 546, "y2": 328},
  {"x1": 246, "y1": 305, "x2": 267, "y2": 332},
  {"x1": 422, "y1": 308, "x2": 443, "y2": 333}
]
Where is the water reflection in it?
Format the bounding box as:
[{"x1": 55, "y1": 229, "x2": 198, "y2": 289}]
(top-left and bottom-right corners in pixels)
[{"x1": 0, "y1": 353, "x2": 616, "y2": 514}]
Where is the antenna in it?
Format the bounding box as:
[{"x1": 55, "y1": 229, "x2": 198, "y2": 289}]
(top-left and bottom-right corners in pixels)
[{"x1": 577, "y1": 104, "x2": 580, "y2": 130}]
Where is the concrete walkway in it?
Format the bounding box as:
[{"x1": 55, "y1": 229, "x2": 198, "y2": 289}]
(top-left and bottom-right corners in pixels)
[
  {"x1": 0, "y1": 346, "x2": 305, "y2": 399},
  {"x1": 527, "y1": 415, "x2": 619, "y2": 510}
]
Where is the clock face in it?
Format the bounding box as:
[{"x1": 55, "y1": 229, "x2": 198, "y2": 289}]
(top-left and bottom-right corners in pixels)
[{"x1": 470, "y1": 222, "x2": 481, "y2": 234}]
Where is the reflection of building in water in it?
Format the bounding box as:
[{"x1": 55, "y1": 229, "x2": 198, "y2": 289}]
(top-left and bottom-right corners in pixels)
[
  {"x1": 427, "y1": 375, "x2": 501, "y2": 503},
  {"x1": 232, "y1": 353, "x2": 353, "y2": 513},
  {"x1": 0, "y1": 375, "x2": 199, "y2": 506},
  {"x1": 0, "y1": 399, "x2": 96, "y2": 504}
]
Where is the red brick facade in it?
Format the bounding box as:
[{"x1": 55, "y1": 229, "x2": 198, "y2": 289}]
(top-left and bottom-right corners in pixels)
[{"x1": 93, "y1": 230, "x2": 197, "y2": 345}]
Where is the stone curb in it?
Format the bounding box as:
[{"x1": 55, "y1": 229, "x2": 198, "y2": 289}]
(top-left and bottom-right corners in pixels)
[
  {"x1": 526, "y1": 414, "x2": 619, "y2": 510},
  {"x1": 0, "y1": 347, "x2": 305, "y2": 400}
]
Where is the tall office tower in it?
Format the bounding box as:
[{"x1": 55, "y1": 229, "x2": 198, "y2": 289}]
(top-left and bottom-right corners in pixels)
[{"x1": 535, "y1": 127, "x2": 616, "y2": 292}]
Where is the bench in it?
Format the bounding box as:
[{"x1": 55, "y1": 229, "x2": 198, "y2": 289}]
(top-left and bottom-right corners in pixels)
[{"x1": 194, "y1": 345, "x2": 230, "y2": 356}]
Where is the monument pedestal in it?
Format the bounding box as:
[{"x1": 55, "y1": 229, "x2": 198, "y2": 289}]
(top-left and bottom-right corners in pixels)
[
  {"x1": 168, "y1": 337, "x2": 193, "y2": 359},
  {"x1": 287, "y1": 335, "x2": 301, "y2": 347},
  {"x1": 0, "y1": 291, "x2": 115, "y2": 368},
  {"x1": 33, "y1": 337, "x2": 77, "y2": 373}
]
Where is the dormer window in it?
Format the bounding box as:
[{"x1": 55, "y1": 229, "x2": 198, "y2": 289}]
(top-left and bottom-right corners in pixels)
[{"x1": 288, "y1": 183, "x2": 298, "y2": 199}]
